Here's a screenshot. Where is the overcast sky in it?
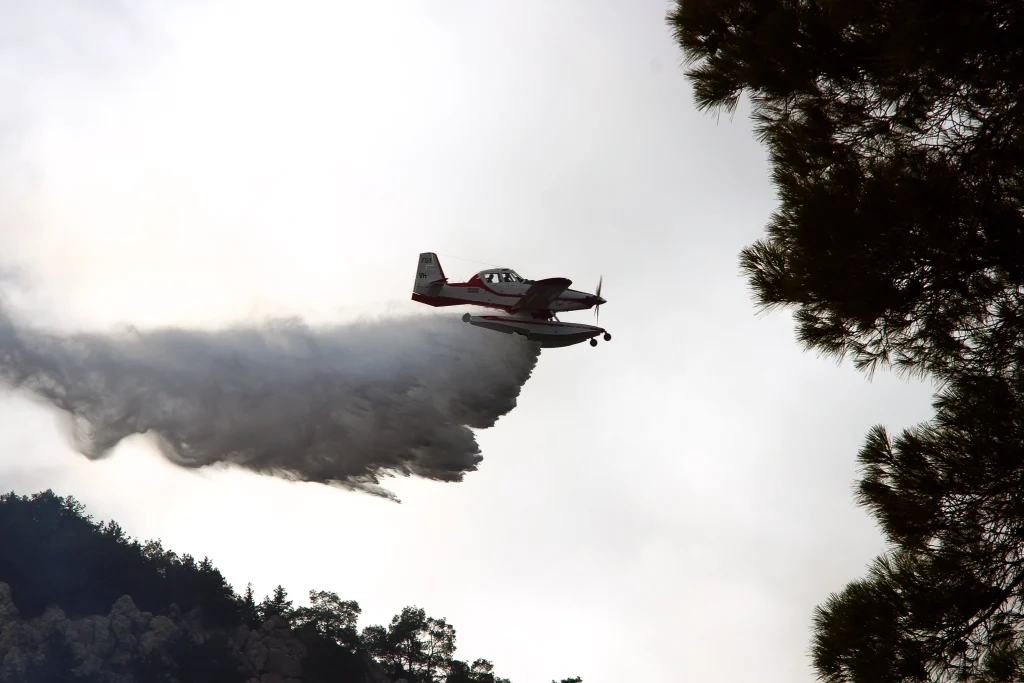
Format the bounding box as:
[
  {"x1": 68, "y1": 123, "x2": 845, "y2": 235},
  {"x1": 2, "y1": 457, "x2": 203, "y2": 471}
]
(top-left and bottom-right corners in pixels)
[{"x1": 0, "y1": 2, "x2": 939, "y2": 681}]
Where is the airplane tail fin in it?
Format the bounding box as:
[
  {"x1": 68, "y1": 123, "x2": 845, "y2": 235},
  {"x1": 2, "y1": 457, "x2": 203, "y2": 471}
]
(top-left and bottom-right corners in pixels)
[{"x1": 412, "y1": 252, "x2": 447, "y2": 294}]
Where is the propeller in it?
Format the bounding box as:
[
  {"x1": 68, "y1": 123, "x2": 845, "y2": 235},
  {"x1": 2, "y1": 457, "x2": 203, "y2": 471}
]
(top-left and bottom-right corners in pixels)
[{"x1": 594, "y1": 275, "x2": 603, "y2": 324}]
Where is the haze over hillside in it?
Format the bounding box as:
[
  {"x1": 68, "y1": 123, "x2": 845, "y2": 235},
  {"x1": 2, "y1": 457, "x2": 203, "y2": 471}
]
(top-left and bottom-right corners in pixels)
[{"x1": 0, "y1": 490, "x2": 582, "y2": 683}]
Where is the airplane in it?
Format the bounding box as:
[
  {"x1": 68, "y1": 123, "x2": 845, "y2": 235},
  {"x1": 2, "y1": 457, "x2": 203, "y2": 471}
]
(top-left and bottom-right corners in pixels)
[{"x1": 411, "y1": 252, "x2": 611, "y2": 348}]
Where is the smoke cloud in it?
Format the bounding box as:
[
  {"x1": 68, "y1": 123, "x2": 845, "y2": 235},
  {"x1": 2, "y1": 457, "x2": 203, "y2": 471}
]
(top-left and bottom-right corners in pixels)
[{"x1": 0, "y1": 306, "x2": 541, "y2": 501}]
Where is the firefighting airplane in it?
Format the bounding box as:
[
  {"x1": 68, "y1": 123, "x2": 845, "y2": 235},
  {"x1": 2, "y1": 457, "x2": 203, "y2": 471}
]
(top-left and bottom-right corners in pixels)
[{"x1": 412, "y1": 252, "x2": 611, "y2": 348}]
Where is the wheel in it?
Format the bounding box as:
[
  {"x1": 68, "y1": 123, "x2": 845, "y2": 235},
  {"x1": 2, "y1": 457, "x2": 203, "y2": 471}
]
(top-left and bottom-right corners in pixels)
[
  {"x1": 462, "y1": 313, "x2": 471, "y2": 322},
  {"x1": 603, "y1": 332, "x2": 611, "y2": 341},
  {"x1": 590, "y1": 338, "x2": 598, "y2": 347}
]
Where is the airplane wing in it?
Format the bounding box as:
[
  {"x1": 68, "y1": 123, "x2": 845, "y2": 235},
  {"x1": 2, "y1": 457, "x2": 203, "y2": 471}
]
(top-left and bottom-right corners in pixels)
[{"x1": 515, "y1": 277, "x2": 571, "y2": 311}]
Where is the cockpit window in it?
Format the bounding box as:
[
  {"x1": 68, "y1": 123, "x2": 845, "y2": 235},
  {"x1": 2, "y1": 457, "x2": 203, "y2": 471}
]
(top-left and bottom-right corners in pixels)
[{"x1": 480, "y1": 270, "x2": 523, "y2": 284}]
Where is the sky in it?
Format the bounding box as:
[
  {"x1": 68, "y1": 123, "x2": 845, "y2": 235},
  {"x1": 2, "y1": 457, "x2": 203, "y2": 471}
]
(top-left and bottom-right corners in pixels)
[{"x1": 0, "y1": 2, "x2": 940, "y2": 682}]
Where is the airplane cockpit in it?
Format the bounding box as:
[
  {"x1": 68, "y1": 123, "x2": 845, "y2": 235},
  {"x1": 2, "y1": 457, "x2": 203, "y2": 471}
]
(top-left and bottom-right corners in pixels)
[{"x1": 478, "y1": 268, "x2": 525, "y2": 284}]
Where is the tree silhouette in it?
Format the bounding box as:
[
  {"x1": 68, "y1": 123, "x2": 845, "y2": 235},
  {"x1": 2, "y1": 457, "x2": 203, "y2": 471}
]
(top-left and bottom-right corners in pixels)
[
  {"x1": 446, "y1": 658, "x2": 515, "y2": 683},
  {"x1": 258, "y1": 584, "x2": 293, "y2": 623},
  {"x1": 0, "y1": 490, "x2": 554, "y2": 682},
  {"x1": 292, "y1": 589, "x2": 361, "y2": 649},
  {"x1": 134, "y1": 632, "x2": 247, "y2": 683},
  {"x1": 668, "y1": 2, "x2": 1024, "y2": 682},
  {"x1": 0, "y1": 490, "x2": 240, "y2": 626},
  {"x1": 7, "y1": 629, "x2": 105, "y2": 683},
  {"x1": 667, "y1": 0, "x2": 1024, "y2": 381},
  {"x1": 239, "y1": 582, "x2": 260, "y2": 629},
  {"x1": 368, "y1": 606, "x2": 432, "y2": 679},
  {"x1": 423, "y1": 616, "x2": 457, "y2": 682},
  {"x1": 361, "y1": 606, "x2": 499, "y2": 683},
  {"x1": 810, "y1": 372, "x2": 1024, "y2": 682}
]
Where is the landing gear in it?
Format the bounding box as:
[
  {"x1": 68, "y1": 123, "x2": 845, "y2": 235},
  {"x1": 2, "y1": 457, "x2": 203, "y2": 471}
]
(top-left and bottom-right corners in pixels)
[
  {"x1": 603, "y1": 332, "x2": 611, "y2": 341},
  {"x1": 462, "y1": 313, "x2": 471, "y2": 323},
  {"x1": 590, "y1": 338, "x2": 598, "y2": 347}
]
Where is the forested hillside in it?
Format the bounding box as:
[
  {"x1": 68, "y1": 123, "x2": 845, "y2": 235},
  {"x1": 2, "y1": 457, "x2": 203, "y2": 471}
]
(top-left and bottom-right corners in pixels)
[{"x1": 0, "y1": 489, "x2": 581, "y2": 683}]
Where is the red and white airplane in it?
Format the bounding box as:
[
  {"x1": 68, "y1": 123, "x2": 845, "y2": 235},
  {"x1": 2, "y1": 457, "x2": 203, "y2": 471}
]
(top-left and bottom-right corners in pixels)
[{"x1": 411, "y1": 252, "x2": 611, "y2": 348}]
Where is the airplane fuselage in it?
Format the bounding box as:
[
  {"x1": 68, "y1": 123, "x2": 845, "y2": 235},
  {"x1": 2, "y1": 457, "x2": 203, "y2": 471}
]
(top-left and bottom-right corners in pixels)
[{"x1": 412, "y1": 278, "x2": 600, "y2": 316}]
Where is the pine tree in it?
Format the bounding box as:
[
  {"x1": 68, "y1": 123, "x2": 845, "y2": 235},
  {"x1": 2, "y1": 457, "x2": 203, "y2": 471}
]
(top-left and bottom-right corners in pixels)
[
  {"x1": 667, "y1": 2, "x2": 1024, "y2": 682},
  {"x1": 258, "y1": 584, "x2": 293, "y2": 624},
  {"x1": 810, "y1": 371, "x2": 1024, "y2": 682},
  {"x1": 239, "y1": 582, "x2": 260, "y2": 629},
  {"x1": 668, "y1": 0, "x2": 1024, "y2": 381}
]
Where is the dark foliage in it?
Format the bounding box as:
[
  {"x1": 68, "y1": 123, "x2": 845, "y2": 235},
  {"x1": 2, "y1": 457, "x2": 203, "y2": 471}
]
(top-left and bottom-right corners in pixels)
[
  {"x1": 6, "y1": 630, "x2": 104, "y2": 683},
  {"x1": 0, "y1": 490, "x2": 572, "y2": 683},
  {"x1": 258, "y1": 584, "x2": 293, "y2": 623},
  {"x1": 133, "y1": 632, "x2": 247, "y2": 683},
  {"x1": 293, "y1": 589, "x2": 362, "y2": 651},
  {"x1": 0, "y1": 490, "x2": 240, "y2": 627},
  {"x1": 361, "y1": 606, "x2": 464, "y2": 683},
  {"x1": 295, "y1": 630, "x2": 366, "y2": 683},
  {"x1": 447, "y1": 659, "x2": 505, "y2": 683},
  {"x1": 668, "y1": 0, "x2": 1024, "y2": 381},
  {"x1": 668, "y1": 2, "x2": 1024, "y2": 682},
  {"x1": 238, "y1": 582, "x2": 261, "y2": 630},
  {"x1": 811, "y1": 372, "x2": 1024, "y2": 682}
]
